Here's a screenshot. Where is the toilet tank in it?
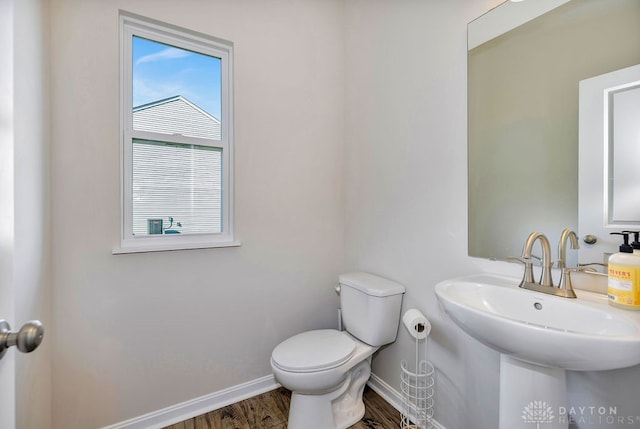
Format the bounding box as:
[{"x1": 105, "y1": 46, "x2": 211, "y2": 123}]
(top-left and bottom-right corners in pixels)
[{"x1": 338, "y1": 272, "x2": 405, "y2": 346}]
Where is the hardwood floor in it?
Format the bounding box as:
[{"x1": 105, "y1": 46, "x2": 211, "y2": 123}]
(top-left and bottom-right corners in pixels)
[{"x1": 163, "y1": 386, "x2": 401, "y2": 429}]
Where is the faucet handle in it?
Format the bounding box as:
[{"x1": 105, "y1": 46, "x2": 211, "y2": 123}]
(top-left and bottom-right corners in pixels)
[
  {"x1": 578, "y1": 262, "x2": 608, "y2": 274},
  {"x1": 507, "y1": 255, "x2": 541, "y2": 265},
  {"x1": 578, "y1": 262, "x2": 607, "y2": 268},
  {"x1": 508, "y1": 256, "x2": 538, "y2": 285},
  {"x1": 557, "y1": 267, "x2": 579, "y2": 298},
  {"x1": 507, "y1": 256, "x2": 527, "y2": 265},
  {"x1": 559, "y1": 265, "x2": 601, "y2": 297}
]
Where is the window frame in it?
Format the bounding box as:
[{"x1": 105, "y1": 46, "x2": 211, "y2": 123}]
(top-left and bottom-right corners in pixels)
[{"x1": 116, "y1": 12, "x2": 238, "y2": 254}]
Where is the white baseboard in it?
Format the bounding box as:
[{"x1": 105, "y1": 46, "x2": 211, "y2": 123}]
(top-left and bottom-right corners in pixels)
[
  {"x1": 103, "y1": 372, "x2": 446, "y2": 429},
  {"x1": 101, "y1": 375, "x2": 280, "y2": 429},
  {"x1": 367, "y1": 373, "x2": 446, "y2": 429}
]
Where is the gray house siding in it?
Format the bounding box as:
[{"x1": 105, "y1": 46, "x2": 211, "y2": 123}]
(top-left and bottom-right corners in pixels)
[
  {"x1": 133, "y1": 95, "x2": 221, "y2": 140},
  {"x1": 131, "y1": 96, "x2": 222, "y2": 235}
]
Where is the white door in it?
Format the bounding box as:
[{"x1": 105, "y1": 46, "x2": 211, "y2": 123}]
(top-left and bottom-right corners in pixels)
[
  {"x1": 0, "y1": 0, "x2": 17, "y2": 426},
  {"x1": 0, "y1": 270, "x2": 16, "y2": 428},
  {"x1": 1, "y1": 1, "x2": 49, "y2": 427},
  {"x1": 579, "y1": 64, "x2": 640, "y2": 265}
]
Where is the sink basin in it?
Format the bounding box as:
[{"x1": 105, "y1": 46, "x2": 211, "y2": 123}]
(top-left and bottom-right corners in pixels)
[{"x1": 435, "y1": 274, "x2": 640, "y2": 371}]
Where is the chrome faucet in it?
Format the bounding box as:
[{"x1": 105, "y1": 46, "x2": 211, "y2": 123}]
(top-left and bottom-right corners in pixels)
[
  {"x1": 557, "y1": 228, "x2": 580, "y2": 293},
  {"x1": 558, "y1": 228, "x2": 579, "y2": 270},
  {"x1": 515, "y1": 229, "x2": 579, "y2": 298},
  {"x1": 521, "y1": 231, "x2": 553, "y2": 287}
]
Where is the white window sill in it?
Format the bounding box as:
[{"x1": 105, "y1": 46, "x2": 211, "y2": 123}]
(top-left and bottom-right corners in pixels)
[{"x1": 112, "y1": 239, "x2": 241, "y2": 254}]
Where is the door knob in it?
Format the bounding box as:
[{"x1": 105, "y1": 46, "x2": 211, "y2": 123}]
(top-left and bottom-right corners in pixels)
[{"x1": 0, "y1": 320, "x2": 44, "y2": 360}]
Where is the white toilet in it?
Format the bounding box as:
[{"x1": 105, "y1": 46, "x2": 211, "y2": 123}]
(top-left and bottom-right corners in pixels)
[{"x1": 270, "y1": 272, "x2": 405, "y2": 429}]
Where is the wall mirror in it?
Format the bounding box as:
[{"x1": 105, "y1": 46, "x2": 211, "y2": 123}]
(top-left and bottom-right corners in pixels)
[{"x1": 467, "y1": 0, "x2": 640, "y2": 263}]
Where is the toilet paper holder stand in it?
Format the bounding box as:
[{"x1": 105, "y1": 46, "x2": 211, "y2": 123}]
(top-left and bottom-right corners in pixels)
[{"x1": 400, "y1": 309, "x2": 434, "y2": 429}]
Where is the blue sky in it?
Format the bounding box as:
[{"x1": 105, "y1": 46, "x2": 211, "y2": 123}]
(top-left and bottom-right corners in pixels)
[{"x1": 133, "y1": 36, "x2": 222, "y2": 119}]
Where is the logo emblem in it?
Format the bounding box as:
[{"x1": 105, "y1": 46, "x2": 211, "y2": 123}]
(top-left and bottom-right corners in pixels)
[{"x1": 522, "y1": 401, "x2": 555, "y2": 428}]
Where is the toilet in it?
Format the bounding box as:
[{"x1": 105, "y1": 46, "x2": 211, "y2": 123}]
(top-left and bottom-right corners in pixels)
[{"x1": 270, "y1": 272, "x2": 405, "y2": 429}]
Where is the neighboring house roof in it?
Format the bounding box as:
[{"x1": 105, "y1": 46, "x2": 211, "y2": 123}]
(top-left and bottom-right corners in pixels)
[{"x1": 133, "y1": 95, "x2": 221, "y2": 140}]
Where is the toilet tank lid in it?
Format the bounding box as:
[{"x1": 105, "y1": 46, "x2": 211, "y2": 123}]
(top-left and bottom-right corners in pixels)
[{"x1": 339, "y1": 272, "x2": 405, "y2": 297}]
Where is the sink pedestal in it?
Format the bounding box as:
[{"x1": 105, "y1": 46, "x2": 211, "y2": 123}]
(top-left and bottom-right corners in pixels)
[{"x1": 499, "y1": 356, "x2": 568, "y2": 429}]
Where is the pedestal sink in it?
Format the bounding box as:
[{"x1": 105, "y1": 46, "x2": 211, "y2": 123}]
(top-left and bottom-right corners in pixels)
[{"x1": 435, "y1": 274, "x2": 640, "y2": 429}]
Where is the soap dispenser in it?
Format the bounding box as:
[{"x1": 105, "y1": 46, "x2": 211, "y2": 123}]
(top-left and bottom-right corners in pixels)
[
  {"x1": 608, "y1": 232, "x2": 640, "y2": 310},
  {"x1": 623, "y1": 230, "x2": 640, "y2": 256}
]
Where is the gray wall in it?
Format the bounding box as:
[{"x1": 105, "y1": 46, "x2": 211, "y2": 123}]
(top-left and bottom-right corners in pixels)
[
  {"x1": 344, "y1": 1, "x2": 640, "y2": 428},
  {"x1": 49, "y1": 0, "x2": 345, "y2": 427},
  {"x1": 343, "y1": 1, "x2": 504, "y2": 427}
]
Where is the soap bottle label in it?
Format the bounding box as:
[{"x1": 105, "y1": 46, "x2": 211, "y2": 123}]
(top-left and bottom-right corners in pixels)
[{"x1": 608, "y1": 264, "x2": 640, "y2": 308}]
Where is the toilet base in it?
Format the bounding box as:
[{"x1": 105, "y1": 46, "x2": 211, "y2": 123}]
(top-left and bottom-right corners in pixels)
[{"x1": 287, "y1": 359, "x2": 371, "y2": 429}]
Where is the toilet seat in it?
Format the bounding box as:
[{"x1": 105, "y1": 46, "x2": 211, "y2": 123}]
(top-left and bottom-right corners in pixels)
[{"x1": 271, "y1": 329, "x2": 356, "y2": 373}]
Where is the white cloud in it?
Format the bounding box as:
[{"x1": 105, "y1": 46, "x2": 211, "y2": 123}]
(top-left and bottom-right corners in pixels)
[
  {"x1": 135, "y1": 47, "x2": 192, "y2": 65},
  {"x1": 132, "y1": 77, "x2": 188, "y2": 107}
]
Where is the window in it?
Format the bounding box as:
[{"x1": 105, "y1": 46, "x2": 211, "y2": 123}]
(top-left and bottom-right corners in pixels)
[{"x1": 117, "y1": 12, "x2": 237, "y2": 253}]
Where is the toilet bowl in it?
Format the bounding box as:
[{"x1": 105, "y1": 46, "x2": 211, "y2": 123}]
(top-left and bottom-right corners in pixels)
[
  {"x1": 270, "y1": 329, "x2": 377, "y2": 429},
  {"x1": 270, "y1": 272, "x2": 405, "y2": 429}
]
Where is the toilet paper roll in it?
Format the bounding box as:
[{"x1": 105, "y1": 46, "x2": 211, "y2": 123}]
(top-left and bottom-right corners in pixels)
[{"x1": 402, "y1": 308, "x2": 431, "y2": 340}]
